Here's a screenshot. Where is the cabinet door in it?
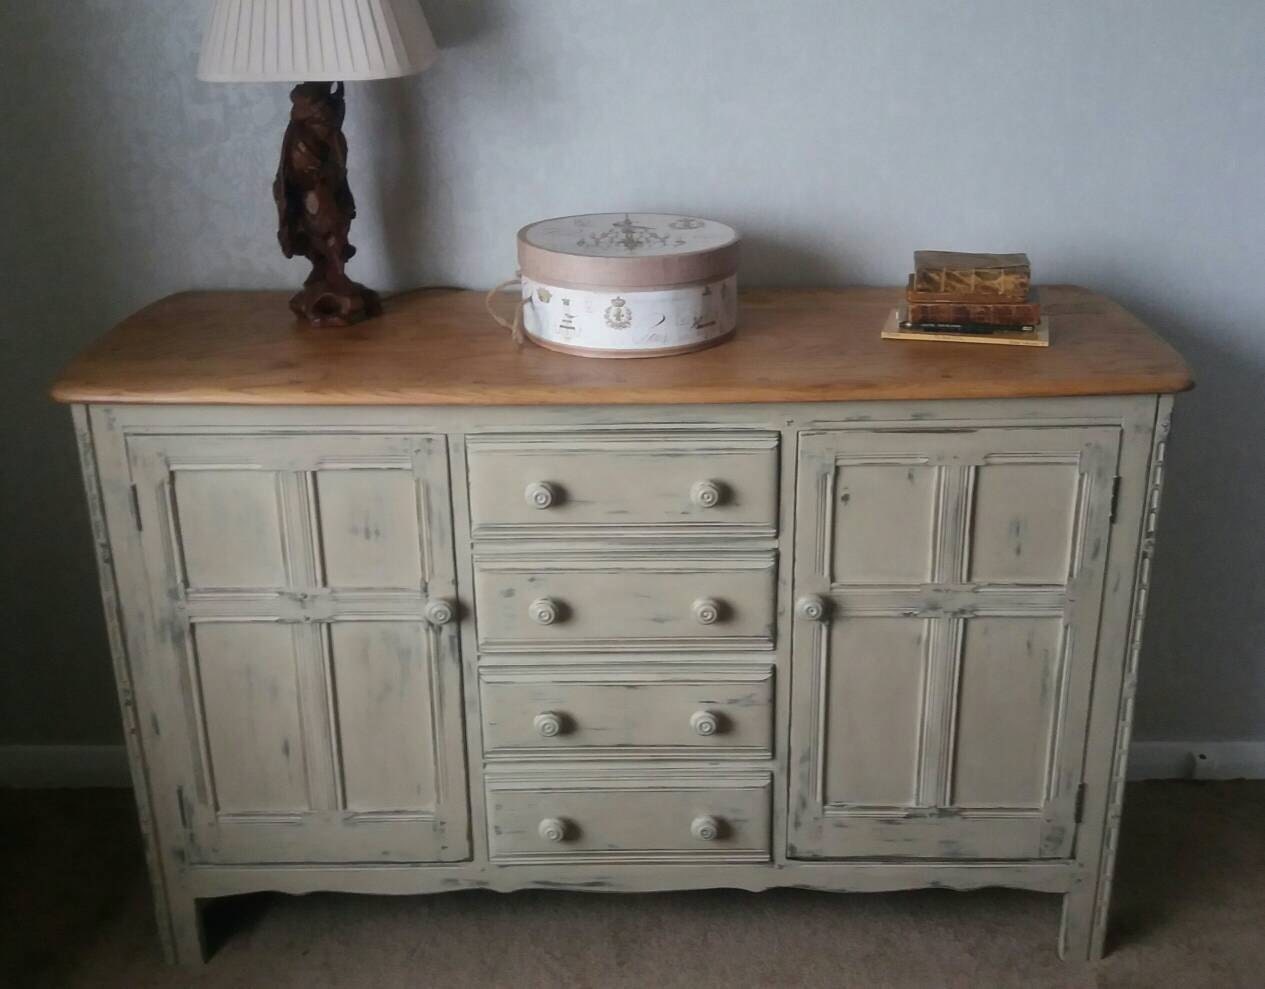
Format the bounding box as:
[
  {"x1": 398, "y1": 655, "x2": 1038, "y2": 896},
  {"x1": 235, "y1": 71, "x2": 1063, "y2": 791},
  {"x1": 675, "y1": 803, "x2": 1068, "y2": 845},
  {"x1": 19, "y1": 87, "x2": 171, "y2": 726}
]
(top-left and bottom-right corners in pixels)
[
  {"x1": 128, "y1": 433, "x2": 468, "y2": 863},
  {"x1": 788, "y1": 425, "x2": 1120, "y2": 860}
]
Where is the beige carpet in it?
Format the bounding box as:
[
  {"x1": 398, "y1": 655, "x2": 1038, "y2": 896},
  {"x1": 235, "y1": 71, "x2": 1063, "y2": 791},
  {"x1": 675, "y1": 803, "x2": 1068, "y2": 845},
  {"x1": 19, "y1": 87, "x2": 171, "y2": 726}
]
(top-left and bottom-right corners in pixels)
[{"x1": 3, "y1": 782, "x2": 1263, "y2": 988}]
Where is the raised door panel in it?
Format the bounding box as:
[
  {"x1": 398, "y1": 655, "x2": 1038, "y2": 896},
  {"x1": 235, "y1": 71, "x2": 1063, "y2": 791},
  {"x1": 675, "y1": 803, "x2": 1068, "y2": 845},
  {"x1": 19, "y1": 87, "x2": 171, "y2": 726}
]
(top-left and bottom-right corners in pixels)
[
  {"x1": 789, "y1": 425, "x2": 1120, "y2": 860},
  {"x1": 193, "y1": 623, "x2": 308, "y2": 813},
  {"x1": 830, "y1": 464, "x2": 938, "y2": 585},
  {"x1": 968, "y1": 463, "x2": 1080, "y2": 584},
  {"x1": 315, "y1": 470, "x2": 425, "y2": 589},
  {"x1": 127, "y1": 433, "x2": 468, "y2": 864},
  {"x1": 819, "y1": 618, "x2": 926, "y2": 808},
  {"x1": 328, "y1": 622, "x2": 442, "y2": 813},
  {"x1": 171, "y1": 470, "x2": 288, "y2": 589},
  {"x1": 951, "y1": 617, "x2": 1064, "y2": 808}
]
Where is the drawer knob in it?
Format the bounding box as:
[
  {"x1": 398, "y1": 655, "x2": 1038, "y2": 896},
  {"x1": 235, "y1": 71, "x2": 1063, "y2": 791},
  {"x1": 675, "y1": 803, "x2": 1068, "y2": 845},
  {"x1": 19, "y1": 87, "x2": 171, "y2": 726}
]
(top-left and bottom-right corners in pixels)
[
  {"x1": 797, "y1": 595, "x2": 829, "y2": 622},
  {"x1": 692, "y1": 598, "x2": 723, "y2": 625},
  {"x1": 524, "y1": 481, "x2": 559, "y2": 510},
  {"x1": 691, "y1": 815, "x2": 722, "y2": 841},
  {"x1": 538, "y1": 817, "x2": 569, "y2": 843},
  {"x1": 529, "y1": 597, "x2": 561, "y2": 625},
  {"x1": 690, "y1": 710, "x2": 721, "y2": 736},
  {"x1": 534, "y1": 711, "x2": 565, "y2": 738},
  {"x1": 424, "y1": 599, "x2": 456, "y2": 626},
  {"x1": 690, "y1": 479, "x2": 723, "y2": 509}
]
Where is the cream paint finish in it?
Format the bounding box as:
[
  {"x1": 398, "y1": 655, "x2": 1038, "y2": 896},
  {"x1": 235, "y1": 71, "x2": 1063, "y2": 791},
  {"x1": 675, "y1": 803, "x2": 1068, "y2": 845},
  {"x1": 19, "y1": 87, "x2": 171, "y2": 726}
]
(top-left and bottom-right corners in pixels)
[
  {"x1": 124, "y1": 430, "x2": 468, "y2": 866},
  {"x1": 71, "y1": 393, "x2": 1171, "y2": 966},
  {"x1": 788, "y1": 425, "x2": 1119, "y2": 861}
]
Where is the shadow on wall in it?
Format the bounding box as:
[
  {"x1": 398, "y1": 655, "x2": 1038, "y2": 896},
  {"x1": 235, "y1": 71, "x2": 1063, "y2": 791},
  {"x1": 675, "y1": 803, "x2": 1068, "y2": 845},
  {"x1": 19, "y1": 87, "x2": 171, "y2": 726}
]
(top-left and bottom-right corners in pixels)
[
  {"x1": 1106, "y1": 283, "x2": 1265, "y2": 740},
  {"x1": 356, "y1": 0, "x2": 519, "y2": 291},
  {"x1": 0, "y1": 2, "x2": 214, "y2": 745}
]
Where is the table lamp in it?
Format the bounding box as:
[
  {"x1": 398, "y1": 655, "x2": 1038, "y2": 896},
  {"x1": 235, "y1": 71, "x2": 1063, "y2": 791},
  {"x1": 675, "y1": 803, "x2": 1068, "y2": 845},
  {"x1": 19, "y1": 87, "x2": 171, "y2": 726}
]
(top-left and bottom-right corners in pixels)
[{"x1": 198, "y1": 0, "x2": 439, "y2": 326}]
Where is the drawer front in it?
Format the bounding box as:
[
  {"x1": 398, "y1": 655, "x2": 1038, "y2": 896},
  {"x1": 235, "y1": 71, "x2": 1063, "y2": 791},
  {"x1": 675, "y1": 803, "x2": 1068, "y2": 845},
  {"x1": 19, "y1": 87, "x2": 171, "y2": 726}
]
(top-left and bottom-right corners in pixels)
[
  {"x1": 474, "y1": 553, "x2": 777, "y2": 650},
  {"x1": 467, "y1": 431, "x2": 779, "y2": 536},
  {"x1": 486, "y1": 771, "x2": 772, "y2": 863},
  {"x1": 480, "y1": 665, "x2": 774, "y2": 758}
]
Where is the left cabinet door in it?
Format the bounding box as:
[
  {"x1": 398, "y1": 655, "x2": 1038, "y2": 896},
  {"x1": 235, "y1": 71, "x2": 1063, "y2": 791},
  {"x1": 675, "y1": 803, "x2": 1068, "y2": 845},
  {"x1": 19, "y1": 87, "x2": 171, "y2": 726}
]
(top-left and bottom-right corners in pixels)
[{"x1": 127, "y1": 432, "x2": 469, "y2": 863}]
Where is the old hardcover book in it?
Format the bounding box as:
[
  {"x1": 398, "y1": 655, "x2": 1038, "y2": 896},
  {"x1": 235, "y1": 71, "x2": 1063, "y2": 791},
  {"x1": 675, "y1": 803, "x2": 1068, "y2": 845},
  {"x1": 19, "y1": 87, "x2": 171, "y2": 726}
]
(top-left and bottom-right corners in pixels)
[
  {"x1": 898, "y1": 319, "x2": 1034, "y2": 334},
  {"x1": 906, "y1": 299, "x2": 1041, "y2": 326},
  {"x1": 912, "y1": 251, "x2": 1031, "y2": 298},
  {"x1": 905, "y1": 274, "x2": 1038, "y2": 305}
]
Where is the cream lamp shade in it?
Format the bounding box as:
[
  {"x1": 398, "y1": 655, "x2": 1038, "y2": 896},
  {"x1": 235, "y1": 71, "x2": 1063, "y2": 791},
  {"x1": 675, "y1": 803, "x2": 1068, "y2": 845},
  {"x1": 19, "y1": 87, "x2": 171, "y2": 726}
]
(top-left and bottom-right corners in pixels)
[{"x1": 198, "y1": 0, "x2": 439, "y2": 82}]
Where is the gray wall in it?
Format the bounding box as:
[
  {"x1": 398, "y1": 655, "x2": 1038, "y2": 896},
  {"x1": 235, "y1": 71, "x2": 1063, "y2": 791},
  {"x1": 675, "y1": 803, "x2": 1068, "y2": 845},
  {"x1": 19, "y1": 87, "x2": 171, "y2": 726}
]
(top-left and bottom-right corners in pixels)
[{"x1": 2, "y1": 0, "x2": 1262, "y2": 747}]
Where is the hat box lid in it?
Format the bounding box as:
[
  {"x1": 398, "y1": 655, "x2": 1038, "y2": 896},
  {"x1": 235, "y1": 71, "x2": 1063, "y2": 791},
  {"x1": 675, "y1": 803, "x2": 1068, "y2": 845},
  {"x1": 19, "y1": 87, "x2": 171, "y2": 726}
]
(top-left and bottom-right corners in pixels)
[{"x1": 517, "y1": 212, "x2": 741, "y2": 291}]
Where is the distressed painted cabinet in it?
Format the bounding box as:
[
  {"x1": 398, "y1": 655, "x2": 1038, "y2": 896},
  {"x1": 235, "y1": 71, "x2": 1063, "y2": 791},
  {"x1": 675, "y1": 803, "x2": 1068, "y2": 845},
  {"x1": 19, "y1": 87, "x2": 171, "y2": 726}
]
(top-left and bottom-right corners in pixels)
[{"x1": 54, "y1": 287, "x2": 1190, "y2": 966}]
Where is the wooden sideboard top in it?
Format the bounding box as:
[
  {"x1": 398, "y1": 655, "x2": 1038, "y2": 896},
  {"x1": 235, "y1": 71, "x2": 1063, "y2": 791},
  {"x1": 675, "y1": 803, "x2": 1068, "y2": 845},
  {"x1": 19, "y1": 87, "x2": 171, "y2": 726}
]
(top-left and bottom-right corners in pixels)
[{"x1": 51, "y1": 286, "x2": 1192, "y2": 406}]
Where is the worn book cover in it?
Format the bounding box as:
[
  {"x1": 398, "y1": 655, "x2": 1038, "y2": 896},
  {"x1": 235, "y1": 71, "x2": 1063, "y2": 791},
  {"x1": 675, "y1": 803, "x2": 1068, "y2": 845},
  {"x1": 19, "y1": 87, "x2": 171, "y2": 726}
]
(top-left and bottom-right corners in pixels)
[
  {"x1": 906, "y1": 299, "x2": 1041, "y2": 326},
  {"x1": 912, "y1": 251, "x2": 1031, "y2": 298},
  {"x1": 905, "y1": 274, "x2": 1038, "y2": 306}
]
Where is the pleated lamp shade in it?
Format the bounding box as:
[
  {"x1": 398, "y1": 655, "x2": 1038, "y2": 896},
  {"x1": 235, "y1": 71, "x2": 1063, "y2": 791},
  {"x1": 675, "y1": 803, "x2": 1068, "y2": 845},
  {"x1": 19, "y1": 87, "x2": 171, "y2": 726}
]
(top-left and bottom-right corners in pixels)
[{"x1": 198, "y1": 0, "x2": 438, "y2": 82}]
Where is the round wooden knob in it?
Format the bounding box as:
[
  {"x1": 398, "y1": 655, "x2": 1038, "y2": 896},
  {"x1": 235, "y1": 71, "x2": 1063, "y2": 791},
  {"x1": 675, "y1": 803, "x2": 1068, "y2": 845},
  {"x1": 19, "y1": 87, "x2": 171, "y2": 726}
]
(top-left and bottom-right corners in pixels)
[
  {"x1": 690, "y1": 479, "x2": 723, "y2": 509},
  {"x1": 691, "y1": 815, "x2": 722, "y2": 841},
  {"x1": 529, "y1": 597, "x2": 561, "y2": 625},
  {"x1": 534, "y1": 712, "x2": 564, "y2": 738},
  {"x1": 538, "y1": 818, "x2": 568, "y2": 843},
  {"x1": 692, "y1": 598, "x2": 722, "y2": 625},
  {"x1": 424, "y1": 599, "x2": 456, "y2": 626},
  {"x1": 524, "y1": 481, "x2": 559, "y2": 510},
  {"x1": 690, "y1": 711, "x2": 720, "y2": 736},
  {"x1": 797, "y1": 595, "x2": 828, "y2": 621}
]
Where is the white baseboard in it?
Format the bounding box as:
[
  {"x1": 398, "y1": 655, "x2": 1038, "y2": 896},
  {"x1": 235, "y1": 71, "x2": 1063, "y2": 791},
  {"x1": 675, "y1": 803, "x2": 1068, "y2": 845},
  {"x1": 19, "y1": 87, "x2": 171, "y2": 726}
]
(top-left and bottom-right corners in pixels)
[
  {"x1": 1, "y1": 741, "x2": 1263, "y2": 789},
  {"x1": 1126, "y1": 741, "x2": 1265, "y2": 781},
  {"x1": 0, "y1": 744, "x2": 131, "y2": 788}
]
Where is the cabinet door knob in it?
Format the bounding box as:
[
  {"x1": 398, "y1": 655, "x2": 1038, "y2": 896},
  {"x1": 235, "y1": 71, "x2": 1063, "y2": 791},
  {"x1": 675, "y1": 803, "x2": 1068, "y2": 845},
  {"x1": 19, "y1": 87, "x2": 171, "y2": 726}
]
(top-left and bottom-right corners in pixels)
[
  {"x1": 529, "y1": 597, "x2": 561, "y2": 625},
  {"x1": 797, "y1": 595, "x2": 828, "y2": 621},
  {"x1": 524, "y1": 481, "x2": 559, "y2": 509},
  {"x1": 424, "y1": 599, "x2": 456, "y2": 626},
  {"x1": 691, "y1": 815, "x2": 722, "y2": 841},
  {"x1": 538, "y1": 817, "x2": 569, "y2": 843},
  {"x1": 534, "y1": 711, "x2": 565, "y2": 738},
  {"x1": 690, "y1": 479, "x2": 723, "y2": 509},
  {"x1": 690, "y1": 710, "x2": 721, "y2": 736},
  {"x1": 692, "y1": 597, "x2": 722, "y2": 625}
]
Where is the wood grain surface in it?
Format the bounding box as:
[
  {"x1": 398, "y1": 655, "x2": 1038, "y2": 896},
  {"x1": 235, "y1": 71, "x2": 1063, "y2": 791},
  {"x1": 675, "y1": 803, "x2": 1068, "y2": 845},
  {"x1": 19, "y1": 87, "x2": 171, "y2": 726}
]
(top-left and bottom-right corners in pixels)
[{"x1": 51, "y1": 286, "x2": 1192, "y2": 406}]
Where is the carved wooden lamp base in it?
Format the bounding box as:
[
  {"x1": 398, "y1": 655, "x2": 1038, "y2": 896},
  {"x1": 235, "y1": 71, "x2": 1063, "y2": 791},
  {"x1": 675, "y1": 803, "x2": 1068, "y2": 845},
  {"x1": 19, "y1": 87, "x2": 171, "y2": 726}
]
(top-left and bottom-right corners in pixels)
[
  {"x1": 275, "y1": 81, "x2": 383, "y2": 329},
  {"x1": 289, "y1": 279, "x2": 382, "y2": 328}
]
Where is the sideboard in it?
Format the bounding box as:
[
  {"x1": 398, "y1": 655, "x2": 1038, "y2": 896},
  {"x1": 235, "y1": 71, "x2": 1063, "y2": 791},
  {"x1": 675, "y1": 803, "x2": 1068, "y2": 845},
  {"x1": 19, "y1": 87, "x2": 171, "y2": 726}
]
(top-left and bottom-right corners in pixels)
[{"x1": 53, "y1": 286, "x2": 1191, "y2": 965}]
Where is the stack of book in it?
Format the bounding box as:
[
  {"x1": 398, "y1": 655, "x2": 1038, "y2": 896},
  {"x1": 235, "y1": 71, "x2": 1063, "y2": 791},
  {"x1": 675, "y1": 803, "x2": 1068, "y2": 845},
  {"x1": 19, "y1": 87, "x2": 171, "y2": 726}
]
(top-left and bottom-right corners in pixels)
[{"x1": 893, "y1": 251, "x2": 1044, "y2": 345}]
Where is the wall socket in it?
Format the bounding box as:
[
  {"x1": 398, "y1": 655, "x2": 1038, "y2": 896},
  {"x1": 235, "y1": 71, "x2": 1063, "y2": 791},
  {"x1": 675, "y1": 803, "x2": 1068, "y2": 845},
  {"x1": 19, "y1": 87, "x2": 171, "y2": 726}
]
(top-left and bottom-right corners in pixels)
[{"x1": 1189, "y1": 750, "x2": 1218, "y2": 780}]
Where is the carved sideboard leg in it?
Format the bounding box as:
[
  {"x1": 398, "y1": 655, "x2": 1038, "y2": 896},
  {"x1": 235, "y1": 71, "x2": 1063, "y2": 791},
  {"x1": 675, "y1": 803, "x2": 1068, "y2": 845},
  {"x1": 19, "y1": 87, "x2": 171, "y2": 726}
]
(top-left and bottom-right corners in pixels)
[
  {"x1": 167, "y1": 893, "x2": 209, "y2": 967},
  {"x1": 1059, "y1": 397, "x2": 1173, "y2": 961},
  {"x1": 1058, "y1": 884, "x2": 1099, "y2": 961}
]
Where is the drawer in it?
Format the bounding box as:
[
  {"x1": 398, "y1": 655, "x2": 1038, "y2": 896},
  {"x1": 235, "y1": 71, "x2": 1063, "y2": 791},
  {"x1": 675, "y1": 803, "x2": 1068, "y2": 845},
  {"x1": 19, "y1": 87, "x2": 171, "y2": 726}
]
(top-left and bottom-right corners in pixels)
[
  {"x1": 480, "y1": 665, "x2": 774, "y2": 758},
  {"x1": 486, "y1": 770, "x2": 772, "y2": 863},
  {"x1": 474, "y1": 552, "x2": 777, "y2": 650},
  {"x1": 466, "y1": 431, "x2": 779, "y2": 537}
]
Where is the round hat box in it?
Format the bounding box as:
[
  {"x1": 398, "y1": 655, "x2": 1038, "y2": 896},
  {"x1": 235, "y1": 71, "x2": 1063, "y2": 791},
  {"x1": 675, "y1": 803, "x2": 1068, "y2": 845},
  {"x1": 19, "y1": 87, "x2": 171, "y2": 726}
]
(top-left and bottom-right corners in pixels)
[{"x1": 517, "y1": 212, "x2": 740, "y2": 358}]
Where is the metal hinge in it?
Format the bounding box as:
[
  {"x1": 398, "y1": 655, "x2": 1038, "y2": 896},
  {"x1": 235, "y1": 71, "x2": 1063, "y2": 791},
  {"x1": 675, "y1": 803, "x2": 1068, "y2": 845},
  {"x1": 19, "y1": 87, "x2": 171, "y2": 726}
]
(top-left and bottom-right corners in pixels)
[
  {"x1": 1108, "y1": 476, "x2": 1122, "y2": 523},
  {"x1": 129, "y1": 484, "x2": 143, "y2": 531},
  {"x1": 1074, "y1": 783, "x2": 1088, "y2": 824}
]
